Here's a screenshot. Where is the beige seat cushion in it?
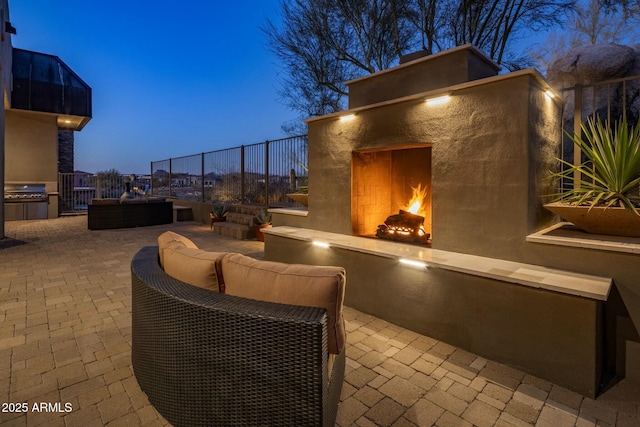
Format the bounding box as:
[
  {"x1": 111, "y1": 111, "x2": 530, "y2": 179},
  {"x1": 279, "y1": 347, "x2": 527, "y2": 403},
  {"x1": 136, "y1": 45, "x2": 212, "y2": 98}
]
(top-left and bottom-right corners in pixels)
[
  {"x1": 157, "y1": 231, "x2": 198, "y2": 267},
  {"x1": 222, "y1": 253, "x2": 346, "y2": 354},
  {"x1": 163, "y1": 246, "x2": 226, "y2": 292}
]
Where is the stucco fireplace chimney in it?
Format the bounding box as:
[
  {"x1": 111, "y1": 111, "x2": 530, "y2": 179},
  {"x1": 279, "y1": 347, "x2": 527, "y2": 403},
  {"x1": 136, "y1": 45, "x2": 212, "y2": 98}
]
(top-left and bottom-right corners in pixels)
[{"x1": 346, "y1": 44, "x2": 499, "y2": 108}]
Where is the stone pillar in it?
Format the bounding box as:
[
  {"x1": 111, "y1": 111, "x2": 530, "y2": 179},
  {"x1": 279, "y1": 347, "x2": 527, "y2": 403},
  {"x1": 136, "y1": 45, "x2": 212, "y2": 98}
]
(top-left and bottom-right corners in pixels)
[
  {"x1": 57, "y1": 130, "x2": 75, "y2": 214},
  {"x1": 58, "y1": 130, "x2": 74, "y2": 173}
]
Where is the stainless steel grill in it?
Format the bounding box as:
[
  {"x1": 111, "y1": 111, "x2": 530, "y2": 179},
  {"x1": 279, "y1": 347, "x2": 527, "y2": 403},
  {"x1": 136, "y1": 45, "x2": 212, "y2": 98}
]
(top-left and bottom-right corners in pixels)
[
  {"x1": 4, "y1": 184, "x2": 48, "y2": 220},
  {"x1": 4, "y1": 184, "x2": 47, "y2": 201}
]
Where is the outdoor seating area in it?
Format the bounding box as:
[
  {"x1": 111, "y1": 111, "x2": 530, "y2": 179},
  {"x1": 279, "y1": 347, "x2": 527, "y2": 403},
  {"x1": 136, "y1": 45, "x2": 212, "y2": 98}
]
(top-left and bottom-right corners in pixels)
[
  {"x1": 87, "y1": 198, "x2": 173, "y2": 230},
  {"x1": 131, "y1": 232, "x2": 346, "y2": 426},
  {"x1": 1, "y1": 216, "x2": 639, "y2": 426}
]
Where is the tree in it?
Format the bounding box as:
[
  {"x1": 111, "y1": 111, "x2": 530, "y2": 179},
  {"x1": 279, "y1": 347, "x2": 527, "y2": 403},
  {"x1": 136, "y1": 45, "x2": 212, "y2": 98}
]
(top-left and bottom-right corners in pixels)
[
  {"x1": 96, "y1": 168, "x2": 121, "y2": 179},
  {"x1": 266, "y1": 0, "x2": 575, "y2": 121},
  {"x1": 573, "y1": 0, "x2": 639, "y2": 44},
  {"x1": 445, "y1": 0, "x2": 572, "y2": 69},
  {"x1": 599, "y1": 0, "x2": 640, "y2": 17},
  {"x1": 96, "y1": 168, "x2": 124, "y2": 198},
  {"x1": 265, "y1": 0, "x2": 416, "y2": 118}
]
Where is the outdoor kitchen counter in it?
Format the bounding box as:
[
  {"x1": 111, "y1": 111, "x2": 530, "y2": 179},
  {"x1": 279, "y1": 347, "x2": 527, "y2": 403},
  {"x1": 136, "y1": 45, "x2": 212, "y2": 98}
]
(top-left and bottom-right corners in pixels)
[{"x1": 263, "y1": 226, "x2": 611, "y2": 301}]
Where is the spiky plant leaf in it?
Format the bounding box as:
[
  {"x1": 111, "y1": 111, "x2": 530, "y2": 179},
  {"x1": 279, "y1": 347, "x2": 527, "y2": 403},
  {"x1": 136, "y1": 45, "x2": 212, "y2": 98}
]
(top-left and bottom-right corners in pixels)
[{"x1": 553, "y1": 116, "x2": 640, "y2": 214}]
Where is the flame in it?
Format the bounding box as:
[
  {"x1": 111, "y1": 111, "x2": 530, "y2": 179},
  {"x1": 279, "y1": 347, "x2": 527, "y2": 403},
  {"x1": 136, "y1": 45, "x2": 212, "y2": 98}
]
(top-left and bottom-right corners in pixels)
[
  {"x1": 404, "y1": 184, "x2": 428, "y2": 217},
  {"x1": 407, "y1": 200, "x2": 421, "y2": 215}
]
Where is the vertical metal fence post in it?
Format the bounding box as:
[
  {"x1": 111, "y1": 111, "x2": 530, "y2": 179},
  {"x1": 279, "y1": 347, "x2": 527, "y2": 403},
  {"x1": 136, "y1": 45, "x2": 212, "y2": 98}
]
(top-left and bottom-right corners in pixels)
[
  {"x1": 169, "y1": 158, "x2": 173, "y2": 198},
  {"x1": 150, "y1": 162, "x2": 153, "y2": 196},
  {"x1": 240, "y1": 145, "x2": 245, "y2": 204},
  {"x1": 201, "y1": 153, "x2": 205, "y2": 203},
  {"x1": 264, "y1": 140, "x2": 269, "y2": 206},
  {"x1": 573, "y1": 84, "x2": 582, "y2": 190}
]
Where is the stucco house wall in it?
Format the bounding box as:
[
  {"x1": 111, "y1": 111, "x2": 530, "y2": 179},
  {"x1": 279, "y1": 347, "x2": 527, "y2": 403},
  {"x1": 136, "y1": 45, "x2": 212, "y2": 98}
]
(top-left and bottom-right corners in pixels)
[
  {"x1": 5, "y1": 110, "x2": 60, "y2": 217},
  {"x1": 0, "y1": 0, "x2": 11, "y2": 108},
  {"x1": 0, "y1": 0, "x2": 12, "y2": 236}
]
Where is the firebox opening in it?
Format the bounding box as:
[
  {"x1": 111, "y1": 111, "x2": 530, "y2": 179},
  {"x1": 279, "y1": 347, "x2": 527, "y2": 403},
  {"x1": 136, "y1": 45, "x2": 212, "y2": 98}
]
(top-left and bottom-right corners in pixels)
[{"x1": 352, "y1": 145, "x2": 432, "y2": 245}]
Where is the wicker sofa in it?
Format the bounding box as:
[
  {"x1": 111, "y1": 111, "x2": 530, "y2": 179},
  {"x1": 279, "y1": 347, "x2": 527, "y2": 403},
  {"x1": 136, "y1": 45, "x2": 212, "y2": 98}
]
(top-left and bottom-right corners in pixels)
[
  {"x1": 131, "y1": 232, "x2": 346, "y2": 427},
  {"x1": 88, "y1": 198, "x2": 173, "y2": 230}
]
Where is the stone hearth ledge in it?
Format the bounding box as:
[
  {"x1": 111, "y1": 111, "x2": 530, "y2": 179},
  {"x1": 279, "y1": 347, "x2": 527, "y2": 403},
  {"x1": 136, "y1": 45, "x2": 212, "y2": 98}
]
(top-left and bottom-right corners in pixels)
[
  {"x1": 527, "y1": 222, "x2": 640, "y2": 254},
  {"x1": 269, "y1": 207, "x2": 308, "y2": 217},
  {"x1": 263, "y1": 226, "x2": 612, "y2": 301}
]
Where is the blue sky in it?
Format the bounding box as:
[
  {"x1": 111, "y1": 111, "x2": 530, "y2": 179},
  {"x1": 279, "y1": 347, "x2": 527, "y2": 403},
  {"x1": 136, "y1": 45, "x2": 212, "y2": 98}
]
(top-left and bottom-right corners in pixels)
[
  {"x1": 10, "y1": 2, "x2": 613, "y2": 175},
  {"x1": 10, "y1": 1, "x2": 293, "y2": 174}
]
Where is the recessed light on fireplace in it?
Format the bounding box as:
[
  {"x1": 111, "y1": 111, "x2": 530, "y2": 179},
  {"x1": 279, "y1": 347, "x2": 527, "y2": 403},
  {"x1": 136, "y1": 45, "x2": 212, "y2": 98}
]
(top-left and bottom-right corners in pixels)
[
  {"x1": 339, "y1": 114, "x2": 356, "y2": 122},
  {"x1": 399, "y1": 258, "x2": 429, "y2": 269},
  {"x1": 312, "y1": 241, "x2": 330, "y2": 248},
  {"x1": 425, "y1": 95, "x2": 451, "y2": 106}
]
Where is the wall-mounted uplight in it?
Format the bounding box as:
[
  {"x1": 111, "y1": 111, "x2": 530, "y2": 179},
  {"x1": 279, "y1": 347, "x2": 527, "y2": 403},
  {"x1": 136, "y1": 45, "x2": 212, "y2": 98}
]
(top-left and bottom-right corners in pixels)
[
  {"x1": 339, "y1": 114, "x2": 356, "y2": 122},
  {"x1": 425, "y1": 95, "x2": 451, "y2": 106},
  {"x1": 544, "y1": 90, "x2": 555, "y2": 100},
  {"x1": 312, "y1": 241, "x2": 330, "y2": 248},
  {"x1": 399, "y1": 258, "x2": 429, "y2": 269}
]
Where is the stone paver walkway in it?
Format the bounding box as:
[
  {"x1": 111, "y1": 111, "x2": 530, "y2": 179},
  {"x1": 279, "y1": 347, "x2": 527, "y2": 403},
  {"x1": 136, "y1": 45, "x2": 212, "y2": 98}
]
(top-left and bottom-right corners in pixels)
[{"x1": 0, "y1": 216, "x2": 638, "y2": 426}]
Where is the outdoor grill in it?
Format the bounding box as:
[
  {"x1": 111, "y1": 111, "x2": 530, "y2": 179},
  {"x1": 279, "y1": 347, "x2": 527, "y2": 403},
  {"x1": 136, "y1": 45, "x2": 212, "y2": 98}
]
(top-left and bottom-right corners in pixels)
[
  {"x1": 4, "y1": 184, "x2": 47, "y2": 200},
  {"x1": 4, "y1": 183, "x2": 48, "y2": 220}
]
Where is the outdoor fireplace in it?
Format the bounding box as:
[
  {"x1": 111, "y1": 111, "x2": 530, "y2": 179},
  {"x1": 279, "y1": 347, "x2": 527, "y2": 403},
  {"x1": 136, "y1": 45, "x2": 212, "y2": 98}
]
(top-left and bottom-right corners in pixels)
[
  {"x1": 351, "y1": 145, "x2": 432, "y2": 245},
  {"x1": 375, "y1": 184, "x2": 430, "y2": 244}
]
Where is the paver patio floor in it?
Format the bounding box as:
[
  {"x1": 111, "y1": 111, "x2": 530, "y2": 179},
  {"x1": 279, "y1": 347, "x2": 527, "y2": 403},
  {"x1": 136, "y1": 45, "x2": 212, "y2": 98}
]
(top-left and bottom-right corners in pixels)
[{"x1": 0, "y1": 216, "x2": 638, "y2": 426}]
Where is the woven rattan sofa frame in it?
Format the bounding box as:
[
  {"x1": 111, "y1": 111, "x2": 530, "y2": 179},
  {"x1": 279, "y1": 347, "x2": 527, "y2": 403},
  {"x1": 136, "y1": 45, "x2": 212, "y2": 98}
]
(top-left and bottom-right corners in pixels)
[
  {"x1": 88, "y1": 200, "x2": 173, "y2": 230},
  {"x1": 131, "y1": 246, "x2": 345, "y2": 427}
]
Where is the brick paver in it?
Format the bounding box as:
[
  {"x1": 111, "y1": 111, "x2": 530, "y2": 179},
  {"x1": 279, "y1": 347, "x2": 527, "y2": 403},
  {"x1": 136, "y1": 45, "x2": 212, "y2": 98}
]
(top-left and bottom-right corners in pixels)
[{"x1": 0, "y1": 216, "x2": 639, "y2": 426}]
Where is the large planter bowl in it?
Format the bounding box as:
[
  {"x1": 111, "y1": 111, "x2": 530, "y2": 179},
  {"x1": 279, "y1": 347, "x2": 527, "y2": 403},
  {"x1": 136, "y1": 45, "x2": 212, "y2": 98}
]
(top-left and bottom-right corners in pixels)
[
  {"x1": 544, "y1": 202, "x2": 640, "y2": 237},
  {"x1": 286, "y1": 193, "x2": 308, "y2": 207}
]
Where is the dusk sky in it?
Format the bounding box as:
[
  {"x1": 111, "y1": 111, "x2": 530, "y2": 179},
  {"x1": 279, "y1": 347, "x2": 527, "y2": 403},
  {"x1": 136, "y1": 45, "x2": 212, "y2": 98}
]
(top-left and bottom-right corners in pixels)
[
  {"x1": 10, "y1": 2, "x2": 608, "y2": 175},
  {"x1": 10, "y1": 1, "x2": 293, "y2": 174}
]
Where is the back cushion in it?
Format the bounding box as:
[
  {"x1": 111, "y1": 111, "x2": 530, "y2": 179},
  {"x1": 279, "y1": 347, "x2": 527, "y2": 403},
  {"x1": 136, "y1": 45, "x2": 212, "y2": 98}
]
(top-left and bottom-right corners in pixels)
[
  {"x1": 157, "y1": 231, "x2": 198, "y2": 267},
  {"x1": 222, "y1": 253, "x2": 346, "y2": 354},
  {"x1": 163, "y1": 246, "x2": 226, "y2": 292}
]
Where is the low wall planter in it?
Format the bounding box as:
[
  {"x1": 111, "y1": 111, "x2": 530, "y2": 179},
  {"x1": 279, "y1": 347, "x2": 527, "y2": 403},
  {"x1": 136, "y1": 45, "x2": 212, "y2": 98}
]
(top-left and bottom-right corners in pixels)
[
  {"x1": 544, "y1": 202, "x2": 640, "y2": 237},
  {"x1": 287, "y1": 193, "x2": 309, "y2": 206}
]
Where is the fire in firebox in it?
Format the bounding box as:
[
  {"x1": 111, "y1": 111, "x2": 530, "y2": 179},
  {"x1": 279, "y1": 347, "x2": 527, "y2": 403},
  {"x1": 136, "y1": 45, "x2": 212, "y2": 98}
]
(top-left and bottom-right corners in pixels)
[{"x1": 376, "y1": 184, "x2": 430, "y2": 244}]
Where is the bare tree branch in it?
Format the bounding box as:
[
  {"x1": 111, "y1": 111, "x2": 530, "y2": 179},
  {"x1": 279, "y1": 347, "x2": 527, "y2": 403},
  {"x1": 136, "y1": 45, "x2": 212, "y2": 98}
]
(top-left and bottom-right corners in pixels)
[{"x1": 266, "y1": 0, "x2": 575, "y2": 118}]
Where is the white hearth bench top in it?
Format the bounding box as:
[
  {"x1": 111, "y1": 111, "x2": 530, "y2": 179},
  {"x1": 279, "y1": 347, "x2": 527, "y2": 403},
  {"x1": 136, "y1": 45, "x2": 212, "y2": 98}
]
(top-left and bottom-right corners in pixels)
[{"x1": 263, "y1": 226, "x2": 612, "y2": 301}]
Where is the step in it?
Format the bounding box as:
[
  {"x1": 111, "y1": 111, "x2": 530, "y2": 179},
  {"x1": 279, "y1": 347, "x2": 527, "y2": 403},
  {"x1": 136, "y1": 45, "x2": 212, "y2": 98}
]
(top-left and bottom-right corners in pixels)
[
  {"x1": 173, "y1": 205, "x2": 194, "y2": 222},
  {"x1": 224, "y1": 212, "x2": 255, "y2": 226},
  {"x1": 226, "y1": 204, "x2": 268, "y2": 216},
  {"x1": 212, "y1": 221, "x2": 255, "y2": 240}
]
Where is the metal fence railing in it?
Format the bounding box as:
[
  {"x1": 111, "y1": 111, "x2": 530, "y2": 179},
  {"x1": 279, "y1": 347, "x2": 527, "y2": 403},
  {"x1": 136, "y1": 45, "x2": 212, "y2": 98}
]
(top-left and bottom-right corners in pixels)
[
  {"x1": 151, "y1": 135, "x2": 308, "y2": 205},
  {"x1": 58, "y1": 172, "x2": 151, "y2": 212},
  {"x1": 558, "y1": 74, "x2": 640, "y2": 195}
]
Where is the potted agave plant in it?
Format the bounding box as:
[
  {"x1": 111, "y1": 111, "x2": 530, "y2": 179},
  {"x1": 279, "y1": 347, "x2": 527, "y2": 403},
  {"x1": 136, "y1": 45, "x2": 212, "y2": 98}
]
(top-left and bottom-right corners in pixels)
[
  {"x1": 209, "y1": 204, "x2": 226, "y2": 230},
  {"x1": 544, "y1": 116, "x2": 640, "y2": 237},
  {"x1": 253, "y1": 208, "x2": 272, "y2": 242}
]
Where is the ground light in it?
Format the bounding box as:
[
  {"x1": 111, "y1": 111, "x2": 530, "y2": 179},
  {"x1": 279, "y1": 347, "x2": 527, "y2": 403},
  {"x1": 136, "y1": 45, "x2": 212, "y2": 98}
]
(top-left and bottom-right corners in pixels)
[
  {"x1": 399, "y1": 258, "x2": 429, "y2": 269},
  {"x1": 425, "y1": 94, "x2": 451, "y2": 106}
]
